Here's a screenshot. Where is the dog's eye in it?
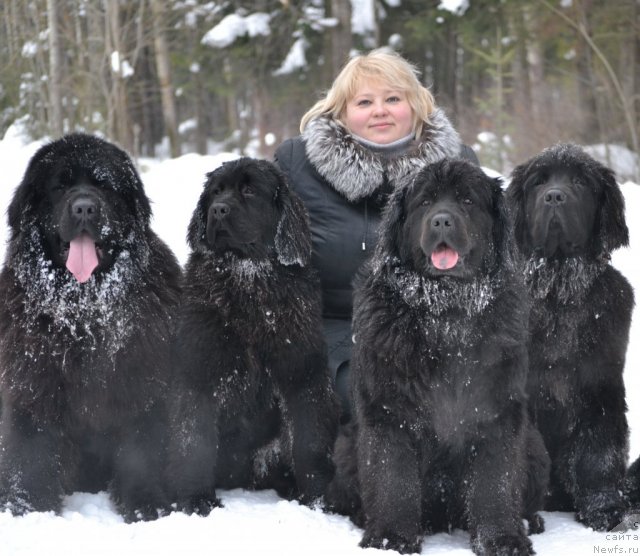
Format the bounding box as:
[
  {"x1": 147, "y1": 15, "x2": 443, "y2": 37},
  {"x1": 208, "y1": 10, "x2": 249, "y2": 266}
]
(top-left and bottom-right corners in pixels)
[
  {"x1": 421, "y1": 199, "x2": 432, "y2": 207},
  {"x1": 533, "y1": 174, "x2": 547, "y2": 188},
  {"x1": 241, "y1": 184, "x2": 256, "y2": 197},
  {"x1": 462, "y1": 198, "x2": 473, "y2": 206}
]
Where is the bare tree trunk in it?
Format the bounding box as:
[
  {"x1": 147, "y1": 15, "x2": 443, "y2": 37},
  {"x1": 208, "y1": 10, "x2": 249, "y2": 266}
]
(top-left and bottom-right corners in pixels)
[
  {"x1": 494, "y1": 25, "x2": 506, "y2": 175},
  {"x1": 149, "y1": 0, "x2": 181, "y2": 157},
  {"x1": 194, "y1": 67, "x2": 207, "y2": 154},
  {"x1": 523, "y1": 8, "x2": 544, "y2": 125},
  {"x1": 105, "y1": 0, "x2": 132, "y2": 151},
  {"x1": 86, "y1": 3, "x2": 108, "y2": 135},
  {"x1": 432, "y1": 19, "x2": 458, "y2": 109},
  {"x1": 29, "y1": 0, "x2": 50, "y2": 134},
  {"x1": 509, "y1": 5, "x2": 535, "y2": 159},
  {"x1": 47, "y1": 0, "x2": 63, "y2": 137},
  {"x1": 4, "y1": 0, "x2": 19, "y2": 59},
  {"x1": 224, "y1": 57, "x2": 239, "y2": 141},
  {"x1": 627, "y1": 0, "x2": 639, "y2": 153},
  {"x1": 253, "y1": 83, "x2": 274, "y2": 158},
  {"x1": 328, "y1": 0, "x2": 352, "y2": 78},
  {"x1": 571, "y1": 0, "x2": 603, "y2": 144}
]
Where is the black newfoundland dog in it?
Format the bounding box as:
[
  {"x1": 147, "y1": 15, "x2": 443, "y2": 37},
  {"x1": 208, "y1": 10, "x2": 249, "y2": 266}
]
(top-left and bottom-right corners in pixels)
[
  {"x1": 507, "y1": 143, "x2": 634, "y2": 531},
  {"x1": 0, "y1": 133, "x2": 181, "y2": 521},
  {"x1": 167, "y1": 158, "x2": 338, "y2": 514},
  {"x1": 327, "y1": 159, "x2": 549, "y2": 555}
]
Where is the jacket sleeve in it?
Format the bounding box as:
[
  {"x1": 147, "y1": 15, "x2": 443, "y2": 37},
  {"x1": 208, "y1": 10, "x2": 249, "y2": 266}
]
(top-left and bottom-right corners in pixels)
[
  {"x1": 273, "y1": 140, "x2": 290, "y2": 169},
  {"x1": 273, "y1": 139, "x2": 296, "y2": 189}
]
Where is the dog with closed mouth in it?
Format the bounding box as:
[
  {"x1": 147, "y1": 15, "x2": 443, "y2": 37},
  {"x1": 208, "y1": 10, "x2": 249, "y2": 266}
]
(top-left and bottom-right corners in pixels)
[
  {"x1": 168, "y1": 158, "x2": 339, "y2": 514},
  {"x1": 507, "y1": 144, "x2": 634, "y2": 531}
]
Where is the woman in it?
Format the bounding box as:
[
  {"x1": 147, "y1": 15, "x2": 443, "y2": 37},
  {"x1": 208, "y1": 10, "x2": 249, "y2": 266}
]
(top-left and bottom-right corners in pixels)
[{"x1": 274, "y1": 48, "x2": 478, "y2": 420}]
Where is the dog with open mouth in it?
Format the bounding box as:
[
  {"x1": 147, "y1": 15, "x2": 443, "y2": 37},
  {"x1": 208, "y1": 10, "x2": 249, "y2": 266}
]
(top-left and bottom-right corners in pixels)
[
  {"x1": 326, "y1": 158, "x2": 549, "y2": 555},
  {"x1": 0, "y1": 133, "x2": 181, "y2": 521},
  {"x1": 46, "y1": 171, "x2": 121, "y2": 283}
]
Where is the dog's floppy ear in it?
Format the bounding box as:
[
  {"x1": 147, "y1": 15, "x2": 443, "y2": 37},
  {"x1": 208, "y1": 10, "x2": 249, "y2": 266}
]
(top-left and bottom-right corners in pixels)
[
  {"x1": 187, "y1": 170, "x2": 216, "y2": 251},
  {"x1": 376, "y1": 174, "x2": 412, "y2": 261},
  {"x1": 273, "y1": 169, "x2": 312, "y2": 267},
  {"x1": 490, "y1": 177, "x2": 517, "y2": 270},
  {"x1": 8, "y1": 174, "x2": 36, "y2": 234},
  {"x1": 7, "y1": 142, "x2": 53, "y2": 234},
  {"x1": 593, "y1": 162, "x2": 629, "y2": 256},
  {"x1": 506, "y1": 161, "x2": 534, "y2": 256}
]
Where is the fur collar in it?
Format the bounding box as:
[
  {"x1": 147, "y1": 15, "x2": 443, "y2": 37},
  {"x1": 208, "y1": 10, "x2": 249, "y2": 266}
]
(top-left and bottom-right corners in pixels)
[{"x1": 302, "y1": 108, "x2": 461, "y2": 202}]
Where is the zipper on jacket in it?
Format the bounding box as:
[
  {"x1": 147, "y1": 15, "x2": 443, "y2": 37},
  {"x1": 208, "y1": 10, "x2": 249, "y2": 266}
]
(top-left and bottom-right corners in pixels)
[{"x1": 362, "y1": 199, "x2": 368, "y2": 251}]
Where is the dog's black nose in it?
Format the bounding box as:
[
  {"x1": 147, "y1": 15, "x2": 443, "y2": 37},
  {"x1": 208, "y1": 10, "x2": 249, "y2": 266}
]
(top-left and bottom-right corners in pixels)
[
  {"x1": 70, "y1": 196, "x2": 98, "y2": 222},
  {"x1": 431, "y1": 212, "x2": 453, "y2": 230},
  {"x1": 210, "y1": 202, "x2": 231, "y2": 220},
  {"x1": 544, "y1": 188, "x2": 567, "y2": 205}
]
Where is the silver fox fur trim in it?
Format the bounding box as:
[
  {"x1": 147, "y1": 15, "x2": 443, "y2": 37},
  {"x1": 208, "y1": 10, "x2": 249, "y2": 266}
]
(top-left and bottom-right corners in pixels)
[{"x1": 302, "y1": 108, "x2": 461, "y2": 201}]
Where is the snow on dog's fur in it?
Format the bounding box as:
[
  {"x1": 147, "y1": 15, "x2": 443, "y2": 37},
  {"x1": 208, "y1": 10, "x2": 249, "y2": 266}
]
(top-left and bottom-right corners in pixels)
[
  {"x1": 0, "y1": 133, "x2": 181, "y2": 521},
  {"x1": 507, "y1": 143, "x2": 634, "y2": 531},
  {"x1": 167, "y1": 158, "x2": 338, "y2": 514},
  {"x1": 327, "y1": 159, "x2": 549, "y2": 555}
]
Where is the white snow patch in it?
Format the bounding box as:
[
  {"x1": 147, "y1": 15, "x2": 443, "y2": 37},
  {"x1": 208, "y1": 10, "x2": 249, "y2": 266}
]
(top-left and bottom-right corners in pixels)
[
  {"x1": 202, "y1": 12, "x2": 271, "y2": 49},
  {"x1": 351, "y1": 0, "x2": 376, "y2": 35},
  {"x1": 273, "y1": 38, "x2": 308, "y2": 76},
  {"x1": 438, "y1": 0, "x2": 470, "y2": 15},
  {"x1": 110, "y1": 51, "x2": 134, "y2": 78}
]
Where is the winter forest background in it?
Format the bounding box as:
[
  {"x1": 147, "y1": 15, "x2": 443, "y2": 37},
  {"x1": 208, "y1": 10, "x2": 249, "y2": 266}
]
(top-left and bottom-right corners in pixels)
[{"x1": 1, "y1": 0, "x2": 639, "y2": 179}]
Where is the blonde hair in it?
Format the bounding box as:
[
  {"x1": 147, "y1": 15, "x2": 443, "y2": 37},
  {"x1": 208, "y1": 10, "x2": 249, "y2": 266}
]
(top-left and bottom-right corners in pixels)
[{"x1": 300, "y1": 48, "x2": 436, "y2": 137}]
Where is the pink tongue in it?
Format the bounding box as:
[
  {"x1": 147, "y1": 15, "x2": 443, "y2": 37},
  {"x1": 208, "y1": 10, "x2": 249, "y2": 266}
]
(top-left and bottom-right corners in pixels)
[
  {"x1": 431, "y1": 245, "x2": 459, "y2": 270},
  {"x1": 66, "y1": 233, "x2": 99, "y2": 283}
]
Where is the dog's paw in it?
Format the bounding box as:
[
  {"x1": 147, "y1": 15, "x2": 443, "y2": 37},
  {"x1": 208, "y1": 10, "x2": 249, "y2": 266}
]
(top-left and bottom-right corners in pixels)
[
  {"x1": 577, "y1": 489, "x2": 628, "y2": 531},
  {"x1": 175, "y1": 493, "x2": 222, "y2": 517},
  {"x1": 1, "y1": 498, "x2": 35, "y2": 516},
  {"x1": 297, "y1": 492, "x2": 325, "y2": 510},
  {"x1": 120, "y1": 503, "x2": 165, "y2": 523},
  {"x1": 577, "y1": 503, "x2": 625, "y2": 532},
  {"x1": 472, "y1": 532, "x2": 534, "y2": 556},
  {"x1": 610, "y1": 510, "x2": 640, "y2": 532},
  {"x1": 360, "y1": 531, "x2": 422, "y2": 554},
  {"x1": 527, "y1": 513, "x2": 545, "y2": 535}
]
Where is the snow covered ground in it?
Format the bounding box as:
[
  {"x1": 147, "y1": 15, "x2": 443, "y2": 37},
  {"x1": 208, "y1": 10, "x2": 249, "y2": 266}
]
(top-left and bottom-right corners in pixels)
[{"x1": 0, "y1": 127, "x2": 639, "y2": 555}]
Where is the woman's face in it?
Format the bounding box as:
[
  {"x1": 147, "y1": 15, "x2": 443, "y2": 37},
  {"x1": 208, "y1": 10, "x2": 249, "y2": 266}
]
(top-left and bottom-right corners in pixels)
[{"x1": 343, "y1": 81, "x2": 414, "y2": 144}]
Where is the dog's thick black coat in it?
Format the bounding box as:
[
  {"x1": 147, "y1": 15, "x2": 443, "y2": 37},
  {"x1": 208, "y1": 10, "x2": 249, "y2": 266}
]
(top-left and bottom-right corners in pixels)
[
  {"x1": 507, "y1": 143, "x2": 634, "y2": 531},
  {"x1": 327, "y1": 159, "x2": 549, "y2": 554},
  {"x1": 0, "y1": 133, "x2": 181, "y2": 521},
  {"x1": 168, "y1": 158, "x2": 338, "y2": 514}
]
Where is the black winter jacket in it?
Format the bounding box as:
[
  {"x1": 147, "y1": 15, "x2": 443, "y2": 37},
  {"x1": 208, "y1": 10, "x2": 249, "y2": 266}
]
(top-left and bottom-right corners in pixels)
[{"x1": 274, "y1": 109, "x2": 479, "y2": 385}]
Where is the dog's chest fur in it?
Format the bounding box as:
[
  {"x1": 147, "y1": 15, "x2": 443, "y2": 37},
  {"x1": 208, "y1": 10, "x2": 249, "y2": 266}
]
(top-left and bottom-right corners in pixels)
[
  {"x1": 379, "y1": 264, "x2": 498, "y2": 344},
  {"x1": 421, "y1": 350, "x2": 501, "y2": 445},
  {"x1": 186, "y1": 253, "x2": 320, "y2": 350},
  {"x1": 360, "y1": 268, "x2": 514, "y2": 444},
  {"x1": 524, "y1": 257, "x2": 613, "y2": 423},
  {"x1": 0, "y1": 232, "x2": 161, "y2": 426},
  {"x1": 524, "y1": 256, "x2": 605, "y2": 357}
]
